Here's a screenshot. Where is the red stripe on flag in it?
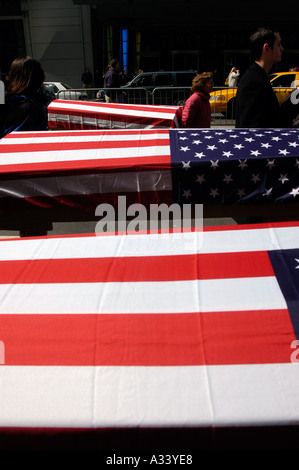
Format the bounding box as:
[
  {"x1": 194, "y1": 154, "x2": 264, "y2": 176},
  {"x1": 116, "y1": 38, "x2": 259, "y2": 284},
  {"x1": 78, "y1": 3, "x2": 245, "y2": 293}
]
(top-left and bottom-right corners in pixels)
[
  {"x1": 0, "y1": 154, "x2": 172, "y2": 174},
  {"x1": 0, "y1": 138, "x2": 170, "y2": 154},
  {"x1": 0, "y1": 251, "x2": 275, "y2": 284},
  {"x1": 0, "y1": 310, "x2": 295, "y2": 366},
  {"x1": 2, "y1": 129, "x2": 169, "y2": 139}
]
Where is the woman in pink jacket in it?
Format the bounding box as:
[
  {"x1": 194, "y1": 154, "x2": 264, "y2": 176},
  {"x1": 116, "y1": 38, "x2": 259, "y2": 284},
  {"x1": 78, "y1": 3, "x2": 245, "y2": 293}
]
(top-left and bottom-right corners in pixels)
[{"x1": 181, "y1": 72, "x2": 213, "y2": 128}]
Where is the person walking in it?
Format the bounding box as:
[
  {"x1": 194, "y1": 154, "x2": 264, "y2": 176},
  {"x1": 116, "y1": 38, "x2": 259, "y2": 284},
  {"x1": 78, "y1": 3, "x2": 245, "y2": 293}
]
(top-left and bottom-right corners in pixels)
[
  {"x1": 235, "y1": 28, "x2": 284, "y2": 128},
  {"x1": 103, "y1": 59, "x2": 120, "y2": 103},
  {"x1": 181, "y1": 72, "x2": 214, "y2": 128},
  {"x1": 81, "y1": 67, "x2": 93, "y2": 98}
]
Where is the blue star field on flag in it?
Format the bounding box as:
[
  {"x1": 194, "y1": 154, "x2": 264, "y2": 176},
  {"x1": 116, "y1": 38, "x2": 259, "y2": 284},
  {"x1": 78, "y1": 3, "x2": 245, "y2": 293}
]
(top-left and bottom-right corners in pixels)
[
  {"x1": 268, "y1": 248, "x2": 299, "y2": 338},
  {"x1": 169, "y1": 128, "x2": 299, "y2": 205}
]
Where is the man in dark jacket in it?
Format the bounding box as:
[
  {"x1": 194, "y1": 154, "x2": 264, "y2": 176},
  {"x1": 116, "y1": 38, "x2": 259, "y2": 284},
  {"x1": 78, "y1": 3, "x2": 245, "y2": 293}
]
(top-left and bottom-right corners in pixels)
[
  {"x1": 235, "y1": 28, "x2": 284, "y2": 128},
  {"x1": 104, "y1": 59, "x2": 120, "y2": 102}
]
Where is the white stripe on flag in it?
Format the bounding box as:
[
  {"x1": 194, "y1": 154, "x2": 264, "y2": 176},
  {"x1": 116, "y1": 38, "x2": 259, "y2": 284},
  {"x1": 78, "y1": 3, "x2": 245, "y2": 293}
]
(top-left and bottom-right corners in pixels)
[
  {"x1": 0, "y1": 276, "x2": 287, "y2": 314},
  {"x1": 0, "y1": 364, "x2": 298, "y2": 427},
  {"x1": 0, "y1": 145, "x2": 168, "y2": 166},
  {"x1": 0, "y1": 225, "x2": 298, "y2": 261}
]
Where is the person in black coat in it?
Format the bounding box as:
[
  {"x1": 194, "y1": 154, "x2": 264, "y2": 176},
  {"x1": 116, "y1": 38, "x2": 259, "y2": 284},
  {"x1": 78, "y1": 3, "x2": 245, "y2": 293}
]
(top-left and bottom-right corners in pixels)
[
  {"x1": 0, "y1": 56, "x2": 55, "y2": 236},
  {"x1": 235, "y1": 28, "x2": 284, "y2": 128},
  {"x1": 0, "y1": 56, "x2": 54, "y2": 138},
  {"x1": 103, "y1": 59, "x2": 120, "y2": 103}
]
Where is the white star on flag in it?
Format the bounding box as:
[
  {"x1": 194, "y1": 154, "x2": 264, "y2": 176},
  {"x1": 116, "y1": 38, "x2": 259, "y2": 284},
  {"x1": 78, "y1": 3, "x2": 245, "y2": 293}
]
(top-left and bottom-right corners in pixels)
[
  {"x1": 279, "y1": 174, "x2": 289, "y2": 184},
  {"x1": 267, "y1": 159, "x2": 276, "y2": 169},
  {"x1": 182, "y1": 161, "x2": 191, "y2": 170},
  {"x1": 251, "y1": 174, "x2": 261, "y2": 183},
  {"x1": 196, "y1": 174, "x2": 205, "y2": 184},
  {"x1": 237, "y1": 188, "x2": 246, "y2": 197},
  {"x1": 183, "y1": 189, "x2": 192, "y2": 199},
  {"x1": 223, "y1": 151, "x2": 233, "y2": 158},
  {"x1": 238, "y1": 160, "x2": 248, "y2": 170},
  {"x1": 223, "y1": 174, "x2": 233, "y2": 184},
  {"x1": 263, "y1": 187, "x2": 273, "y2": 197},
  {"x1": 210, "y1": 160, "x2": 219, "y2": 169},
  {"x1": 290, "y1": 187, "x2": 299, "y2": 197},
  {"x1": 209, "y1": 188, "x2": 219, "y2": 198}
]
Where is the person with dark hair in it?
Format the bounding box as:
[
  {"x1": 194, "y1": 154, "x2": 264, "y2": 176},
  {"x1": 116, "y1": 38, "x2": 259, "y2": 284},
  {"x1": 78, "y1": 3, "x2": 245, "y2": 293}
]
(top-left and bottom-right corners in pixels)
[
  {"x1": 81, "y1": 67, "x2": 93, "y2": 88},
  {"x1": 235, "y1": 28, "x2": 284, "y2": 128},
  {"x1": 0, "y1": 56, "x2": 54, "y2": 236},
  {"x1": 81, "y1": 67, "x2": 93, "y2": 98},
  {"x1": 103, "y1": 59, "x2": 120, "y2": 103},
  {"x1": 181, "y1": 72, "x2": 214, "y2": 128},
  {"x1": 0, "y1": 56, "x2": 54, "y2": 138}
]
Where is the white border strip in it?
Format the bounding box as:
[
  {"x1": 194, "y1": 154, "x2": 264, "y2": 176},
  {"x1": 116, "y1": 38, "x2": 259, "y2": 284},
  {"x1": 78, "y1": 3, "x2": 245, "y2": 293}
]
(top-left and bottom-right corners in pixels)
[
  {"x1": 0, "y1": 364, "x2": 298, "y2": 427},
  {"x1": 0, "y1": 225, "x2": 298, "y2": 260}
]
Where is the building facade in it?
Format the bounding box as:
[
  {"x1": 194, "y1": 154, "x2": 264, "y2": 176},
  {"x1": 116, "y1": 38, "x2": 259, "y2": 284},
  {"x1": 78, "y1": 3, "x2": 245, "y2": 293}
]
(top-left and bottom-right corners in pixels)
[
  {"x1": 1, "y1": 0, "x2": 299, "y2": 88},
  {"x1": 0, "y1": 0, "x2": 93, "y2": 87}
]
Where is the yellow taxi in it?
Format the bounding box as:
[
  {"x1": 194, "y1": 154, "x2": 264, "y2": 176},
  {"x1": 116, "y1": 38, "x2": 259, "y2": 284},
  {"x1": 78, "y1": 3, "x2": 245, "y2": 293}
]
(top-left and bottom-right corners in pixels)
[
  {"x1": 210, "y1": 69, "x2": 299, "y2": 118},
  {"x1": 268, "y1": 71, "x2": 299, "y2": 104}
]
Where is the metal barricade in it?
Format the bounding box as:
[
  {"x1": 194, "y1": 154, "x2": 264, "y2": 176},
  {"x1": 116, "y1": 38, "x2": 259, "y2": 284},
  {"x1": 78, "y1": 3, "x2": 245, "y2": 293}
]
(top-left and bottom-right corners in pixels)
[
  {"x1": 56, "y1": 87, "x2": 151, "y2": 104},
  {"x1": 56, "y1": 88, "x2": 91, "y2": 100},
  {"x1": 151, "y1": 87, "x2": 191, "y2": 106},
  {"x1": 116, "y1": 87, "x2": 150, "y2": 104}
]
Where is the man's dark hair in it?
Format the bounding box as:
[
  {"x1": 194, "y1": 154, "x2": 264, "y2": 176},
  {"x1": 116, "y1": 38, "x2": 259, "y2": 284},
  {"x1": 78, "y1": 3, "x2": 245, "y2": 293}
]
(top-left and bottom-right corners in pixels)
[{"x1": 249, "y1": 28, "x2": 277, "y2": 60}]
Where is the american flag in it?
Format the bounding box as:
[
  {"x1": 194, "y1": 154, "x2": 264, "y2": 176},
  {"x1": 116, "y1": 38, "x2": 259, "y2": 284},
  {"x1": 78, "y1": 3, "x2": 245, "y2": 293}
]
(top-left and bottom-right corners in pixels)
[
  {"x1": 170, "y1": 128, "x2": 299, "y2": 205},
  {"x1": 0, "y1": 222, "x2": 298, "y2": 442},
  {"x1": 48, "y1": 99, "x2": 183, "y2": 130},
  {"x1": 0, "y1": 129, "x2": 173, "y2": 219},
  {"x1": 0, "y1": 128, "x2": 298, "y2": 223}
]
